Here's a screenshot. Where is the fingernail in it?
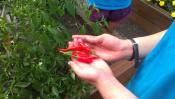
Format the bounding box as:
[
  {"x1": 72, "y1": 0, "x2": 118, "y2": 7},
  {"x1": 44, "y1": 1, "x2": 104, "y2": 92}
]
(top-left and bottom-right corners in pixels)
[
  {"x1": 87, "y1": 37, "x2": 92, "y2": 40},
  {"x1": 78, "y1": 39, "x2": 82, "y2": 42},
  {"x1": 73, "y1": 38, "x2": 76, "y2": 41},
  {"x1": 68, "y1": 61, "x2": 72, "y2": 65}
]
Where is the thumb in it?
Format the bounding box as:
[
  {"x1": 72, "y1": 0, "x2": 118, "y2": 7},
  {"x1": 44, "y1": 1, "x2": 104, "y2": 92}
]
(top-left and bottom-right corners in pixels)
[{"x1": 68, "y1": 61, "x2": 82, "y2": 75}]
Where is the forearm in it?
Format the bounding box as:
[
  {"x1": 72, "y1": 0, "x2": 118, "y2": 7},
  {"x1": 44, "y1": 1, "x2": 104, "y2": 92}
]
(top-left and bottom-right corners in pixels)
[
  {"x1": 134, "y1": 30, "x2": 166, "y2": 58},
  {"x1": 95, "y1": 74, "x2": 137, "y2": 99},
  {"x1": 121, "y1": 30, "x2": 166, "y2": 60}
]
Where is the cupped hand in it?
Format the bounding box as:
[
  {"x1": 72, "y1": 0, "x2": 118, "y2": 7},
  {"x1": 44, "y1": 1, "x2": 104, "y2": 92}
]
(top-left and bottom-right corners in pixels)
[
  {"x1": 70, "y1": 34, "x2": 132, "y2": 61},
  {"x1": 68, "y1": 59, "x2": 113, "y2": 85}
]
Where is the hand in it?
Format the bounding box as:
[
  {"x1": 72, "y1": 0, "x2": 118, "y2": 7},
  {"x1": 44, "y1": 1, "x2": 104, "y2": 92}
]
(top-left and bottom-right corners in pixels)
[
  {"x1": 68, "y1": 59, "x2": 138, "y2": 99},
  {"x1": 71, "y1": 34, "x2": 133, "y2": 61},
  {"x1": 68, "y1": 59, "x2": 113, "y2": 85}
]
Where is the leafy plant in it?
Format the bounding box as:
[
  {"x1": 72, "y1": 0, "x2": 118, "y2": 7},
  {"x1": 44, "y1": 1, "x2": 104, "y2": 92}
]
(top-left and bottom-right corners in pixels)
[{"x1": 0, "y1": 0, "x2": 92, "y2": 98}]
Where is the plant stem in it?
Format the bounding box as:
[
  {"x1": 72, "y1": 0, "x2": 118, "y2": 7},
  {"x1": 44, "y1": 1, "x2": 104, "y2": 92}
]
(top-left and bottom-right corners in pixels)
[{"x1": 1, "y1": 5, "x2": 5, "y2": 18}]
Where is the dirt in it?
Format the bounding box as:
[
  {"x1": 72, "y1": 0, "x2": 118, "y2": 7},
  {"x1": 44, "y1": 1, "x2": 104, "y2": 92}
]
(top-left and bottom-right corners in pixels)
[
  {"x1": 59, "y1": 14, "x2": 95, "y2": 35},
  {"x1": 113, "y1": 18, "x2": 148, "y2": 39}
]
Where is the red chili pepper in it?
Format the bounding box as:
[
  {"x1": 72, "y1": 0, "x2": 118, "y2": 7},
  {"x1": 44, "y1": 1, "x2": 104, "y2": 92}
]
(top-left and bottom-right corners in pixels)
[
  {"x1": 77, "y1": 56, "x2": 93, "y2": 63},
  {"x1": 58, "y1": 41, "x2": 98, "y2": 63},
  {"x1": 58, "y1": 42, "x2": 90, "y2": 53},
  {"x1": 58, "y1": 46, "x2": 83, "y2": 52},
  {"x1": 71, "y1": 51, "x2": 89, "y2": 58},
  {"x1": 75, "y1": 51, "x2": 90, "y2": 57},
  {"x1": 77, "y1": 56, "x2": 98, "y2": 63},
  {"x1": 71, "y1": 51, "x2": 98, "y2": 63},
  {"x1": 79, "y1": 42, "x2": 90, "y2": 53},
  {"x1": 88, "y1": 55, "x2": 99, "y2": 60}
]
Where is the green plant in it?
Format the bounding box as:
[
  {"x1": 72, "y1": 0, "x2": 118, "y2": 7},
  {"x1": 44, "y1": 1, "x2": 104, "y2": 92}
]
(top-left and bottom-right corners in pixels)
[
  {"x1": 0, "y1": 0, "x2": 92, "y2": 98},
  {"x1": 146, "y1": 0, "x2": 175, "y2": 18}
]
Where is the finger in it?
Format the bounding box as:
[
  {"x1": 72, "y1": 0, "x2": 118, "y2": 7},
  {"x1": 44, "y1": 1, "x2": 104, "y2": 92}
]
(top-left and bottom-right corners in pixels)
[
  {"x1": 72, "y1": 59, "x2": 91, "y2": 68},
  {"x1": 92, "y1": 59, "x2": 108, "y2": 67},
  {"x1": 73, "y1": 35, "x2": 88, "y2": 43},
  {"x1": 77, "y1": 38, "x2": 83, "y2": 43},
  {"x1": 68, "y1": 61, "x2": 82, "y2": 74},
  {"x1": 77, "y1": 38, "x2": 91, "y2": 48},
  {"x1": 73, "y1": 38, "x2": 79, "y2": 46},
  {"x1": 73, "y1": 35, "x2": 101, "y2": 44},
  {"x1": 85, "y1": 36, "x2": 103, "y2": 44},
  {"x1": 72, "y1": 35, "x2": 90, "y2": 39},
  {"x1": 68, "y1": 41, "x2": 74, "y2": 48}
]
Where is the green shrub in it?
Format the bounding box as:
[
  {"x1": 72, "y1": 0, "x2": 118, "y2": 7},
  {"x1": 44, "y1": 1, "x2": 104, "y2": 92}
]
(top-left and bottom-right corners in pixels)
[{"x1": 0, "y1": 0, "x2": 92, "y2": 98}]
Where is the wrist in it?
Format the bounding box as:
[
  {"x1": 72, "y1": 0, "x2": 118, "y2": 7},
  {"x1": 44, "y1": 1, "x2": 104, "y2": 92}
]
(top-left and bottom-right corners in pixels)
[
  {"x1": 120, "y1": 39, "x2": 133, "y2": 60},
  {"x1": 93, "y1": 70, "x2": 138, "y2": 99},
  {"x1": 94, "y1": 73, "x2": 116, "y2": 88}
]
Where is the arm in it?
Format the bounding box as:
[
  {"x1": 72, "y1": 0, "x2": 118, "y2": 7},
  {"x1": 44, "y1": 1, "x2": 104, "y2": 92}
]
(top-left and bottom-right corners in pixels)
[
  {"x1": 95, "y1": 73, "x2": 137, "y2": 99},
  {"x1": 69, "y1": 30, "x2": 166, "y2": 99},
  {"x1": 133, "y1": 30, "x2": 166, "y2": 58},
  {"x1": 121, "y1": 30, "x2": 166, "y2": 60},
  {"x1": 96, "y1": 31, "x2": 165, "y2": 98},
  {"x1": 72, "y1": 31, "x2": 166, "y2": 62}
]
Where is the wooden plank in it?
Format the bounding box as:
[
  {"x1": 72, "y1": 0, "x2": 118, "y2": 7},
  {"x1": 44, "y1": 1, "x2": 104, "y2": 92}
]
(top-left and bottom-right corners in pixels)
[
  {"x1": 111, "y1": 60, "x2": 134, "y2": 77},
  {"x1": 132, "y1": 0, "x2": 172, "y2": 29},
  {"x1": 117, "y1": 65, "x2": 135, "y2": 85},
  {"x1": 130, "y1": 0, "x2": 173, "y2": 34},
  {"x1": 129, "y1": 11, "x2": 162, "y2": 34}
]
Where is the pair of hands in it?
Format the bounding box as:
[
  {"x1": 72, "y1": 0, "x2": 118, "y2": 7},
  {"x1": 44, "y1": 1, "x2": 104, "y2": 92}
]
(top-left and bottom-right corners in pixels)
[{"x1": 68, "y1": 34, "x2": 132, "y2": 85}]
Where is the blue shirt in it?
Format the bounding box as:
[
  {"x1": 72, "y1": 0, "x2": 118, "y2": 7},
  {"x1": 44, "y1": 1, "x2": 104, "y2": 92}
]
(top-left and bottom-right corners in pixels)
[
  {"x1": 127, "y1": 21, "x2": 175, "y2": 99},
  {"x1": 87, "y1": 0, "x2": 132, "y2": 10}
]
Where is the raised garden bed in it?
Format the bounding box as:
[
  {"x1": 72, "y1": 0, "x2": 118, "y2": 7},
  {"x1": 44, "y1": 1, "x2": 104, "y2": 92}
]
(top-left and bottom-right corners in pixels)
[{"x1": 129, "y1": 0, "x2": 174, "y2": 34}]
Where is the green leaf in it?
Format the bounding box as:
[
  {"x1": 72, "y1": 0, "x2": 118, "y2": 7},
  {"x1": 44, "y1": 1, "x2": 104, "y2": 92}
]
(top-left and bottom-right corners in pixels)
[
  {"x1": 57, "y1": 7, "x2": 65, "y2": 16},
  {"x1": 85, "y1": 9, "x2": 92, "y2": 21},
  {"x1": 71, "y1": 72, "x2": 76, "y2": 80},
  {"x1": 47, "y1": 26, "x2": 65, "y2": 42},
  {"x1": 65, "y1": 0, "x2": 76, "y2": 17},
  {"x1": 36, "y1": 97, "x2": 41, "y2": 99},
  {"x1": 79, "y1": 24, "x2": 86, "y2": 34},
  {"x1": 102, "y1": 17, "x2": 108, "y2": 27},
  {"x1": 52, "y1": 87, "x2": 59, "y2": 97},
  {"x1": 0, "y1": 33, "x2": 4, "y2": 37},
  {"x1": 15, "y1": 82, "x2": 31, "y2": 88},
  {"x1": 31, "y1": 80, "x2": 42, "y2": 92},
  {"x1": 39, "y1": 32, "x2": 51, "y2": 50},
  {"x1": 91, "y1": 22, "x2": 103, "y2": 35}
]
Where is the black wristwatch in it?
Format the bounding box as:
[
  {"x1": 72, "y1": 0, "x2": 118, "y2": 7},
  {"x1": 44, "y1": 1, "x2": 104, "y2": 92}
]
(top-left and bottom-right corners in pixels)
[{"x1": 129, "y1": 38, "x2": 139, "y2": 68}]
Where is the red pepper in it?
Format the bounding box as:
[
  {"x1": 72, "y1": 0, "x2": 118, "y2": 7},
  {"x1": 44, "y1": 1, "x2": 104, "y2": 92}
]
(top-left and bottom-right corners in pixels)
[
  {"x1": 88, "y1": 55, "x2": 99, "y2": 60},
  {"x1": 76, "y1": 55, "x2": 98, "y2": 63},
  {"x1": 58, "y1": 42, "x2": 90, "y2": 52},
  {"x1": 75, "y1": 51, "x2": 90, "y2": 57},
  {"x1": 79, "y1": 42, "x2": 90, "y2": 53},
  {"x1": 58, "y1": 46, "x2": 83, "y2": 52},
  {"x1": 71, "y1": 51, "x2": 89, "y2": 58},
  {"x1": 58, "y1": 41, "x2": 98, "y2": 63},
  {"x1": 71, "y1": 51, "x2": 98, "y2": 63},
  {"x1": 77, "y1": 56, "x2": 93, "y2": 63}
]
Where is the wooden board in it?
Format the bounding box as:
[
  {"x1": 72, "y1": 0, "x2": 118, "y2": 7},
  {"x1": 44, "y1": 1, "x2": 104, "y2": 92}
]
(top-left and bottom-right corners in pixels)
[{"x1": 129, "y1": 0, "x2": 173, "y2": 34}]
